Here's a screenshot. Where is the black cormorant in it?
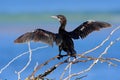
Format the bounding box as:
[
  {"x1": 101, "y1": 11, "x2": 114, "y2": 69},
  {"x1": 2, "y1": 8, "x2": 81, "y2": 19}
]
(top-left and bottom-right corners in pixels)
[{"x1": 14, "y1": 15, "x2": 111, "y2": 59}]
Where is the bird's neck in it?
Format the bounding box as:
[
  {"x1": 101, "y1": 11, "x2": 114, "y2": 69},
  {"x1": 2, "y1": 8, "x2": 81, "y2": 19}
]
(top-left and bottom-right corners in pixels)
[{"x1": 59, "y1": 20, "x2": 66, "y2": 30}]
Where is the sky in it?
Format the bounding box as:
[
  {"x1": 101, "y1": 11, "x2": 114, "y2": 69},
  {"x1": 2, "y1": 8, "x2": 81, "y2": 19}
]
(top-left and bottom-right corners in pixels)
[{"x1": 0, "y1": 0, "x2": 120, "y2": 13}]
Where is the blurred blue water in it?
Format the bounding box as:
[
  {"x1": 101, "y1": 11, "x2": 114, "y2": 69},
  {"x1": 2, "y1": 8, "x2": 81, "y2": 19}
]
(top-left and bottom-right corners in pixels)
[
  {"x1": 0, "y1": 13, "x2": 120, "y2": 80},
  {"x1": 0, "y1": 0, "x2": 120, "y2": 79}
]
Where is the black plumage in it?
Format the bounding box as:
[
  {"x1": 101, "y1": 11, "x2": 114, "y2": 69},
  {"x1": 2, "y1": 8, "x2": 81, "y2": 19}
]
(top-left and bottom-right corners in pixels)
[{"x1": 14, "y1": 15, "x2": 111, "y2": 59}]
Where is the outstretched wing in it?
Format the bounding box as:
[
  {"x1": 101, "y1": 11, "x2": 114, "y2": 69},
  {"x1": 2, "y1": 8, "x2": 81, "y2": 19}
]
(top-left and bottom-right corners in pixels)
[
  {"x1": 14, "y1": 29, "x2": 62, "y2": 46},
  {"x1": 68, "y1": 20, "x2": 111, "y2": 39}
]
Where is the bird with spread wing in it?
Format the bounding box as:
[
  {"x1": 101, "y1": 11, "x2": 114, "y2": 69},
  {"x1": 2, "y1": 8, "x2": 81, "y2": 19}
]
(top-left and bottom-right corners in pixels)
[{"x1": 14, "y1": 15, "x2": 111, "y2": 59}]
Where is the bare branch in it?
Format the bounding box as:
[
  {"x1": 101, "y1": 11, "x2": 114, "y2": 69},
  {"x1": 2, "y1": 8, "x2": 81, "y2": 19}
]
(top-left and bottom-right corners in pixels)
[
  {"x1": 0, "y1": 45, "x2": 48, "y2": 74},
  {"x1": 15, "y1": 42, "x2": 32, "y2": 80},
  {"x1": 81, "y1": 26, "x2": 120, "y2": 56},
  {"x1": 28, "y1": 56, "x2": 58, "y2": 79},
  {"x1": 60, "y1": 26, "x2": 120, "y2": 79},
  {"x1": 63, "y1": 36, "x2": 120, "y2": 80},
  {"x1": 1, "y1": 26, "x2": 120, "y2": 80}
]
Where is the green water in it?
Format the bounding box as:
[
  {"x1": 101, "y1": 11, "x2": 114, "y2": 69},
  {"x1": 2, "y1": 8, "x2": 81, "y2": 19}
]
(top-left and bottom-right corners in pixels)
[{"x1": 0, "y1": 12, "x2": 120, "y2": 24}]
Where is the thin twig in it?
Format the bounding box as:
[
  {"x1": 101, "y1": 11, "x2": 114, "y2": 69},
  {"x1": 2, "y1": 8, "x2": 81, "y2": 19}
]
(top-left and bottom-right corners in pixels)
[
  {"x1": 64, "y1": 36, "x2": 120, "y2": 80},
  {"x1": 15, "y1": 42, "x2": 32, "y2": 80},
  {"x1": 28, "y1": 55, "x2": 58, "y2": 79},
  {"x1": 34, "y1": 59, "x2": 68, "y2": 80},
  {"x1": 60, "y1": 26, "x2": 120, "y2": 79},
  {"x1": 81, "y1": 26, "x2": 120, "y2": 56},
  {"x1": 68, "y1": 57, "x2": 71, "y2": 80},
  {"x1": 0, "y1": 45, "x2": 48, "y2": 74}
]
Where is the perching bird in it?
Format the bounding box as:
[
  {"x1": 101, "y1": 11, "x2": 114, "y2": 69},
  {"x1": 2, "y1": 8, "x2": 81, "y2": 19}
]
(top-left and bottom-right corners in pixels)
[{"x1": 14, "y1": 15, "x2": 111, "y2": 59}]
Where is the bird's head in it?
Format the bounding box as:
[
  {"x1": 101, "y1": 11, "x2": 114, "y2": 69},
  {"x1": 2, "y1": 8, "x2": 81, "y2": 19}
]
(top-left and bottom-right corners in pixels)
[{"x1": 51, "y1": 15, "x2": 66, "y2": 26}]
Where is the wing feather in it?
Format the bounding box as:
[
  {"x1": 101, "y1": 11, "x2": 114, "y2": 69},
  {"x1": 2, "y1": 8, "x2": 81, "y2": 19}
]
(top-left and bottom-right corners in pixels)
[
  {"x1": 69, "y1": 21, "x2": 111, "y2": 39},
  {"x1": 14, "y1": 29, "x2": 62, "y2": 46}
]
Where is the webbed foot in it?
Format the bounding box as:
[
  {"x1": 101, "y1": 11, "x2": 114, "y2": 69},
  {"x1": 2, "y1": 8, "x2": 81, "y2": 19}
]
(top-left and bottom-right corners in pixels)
[
  {"x1": 57, "y1": 55, "x2": 64, "y2": 60},
  {"x1": 70, "y1": 53, "x2": 76, "y2": 58}
]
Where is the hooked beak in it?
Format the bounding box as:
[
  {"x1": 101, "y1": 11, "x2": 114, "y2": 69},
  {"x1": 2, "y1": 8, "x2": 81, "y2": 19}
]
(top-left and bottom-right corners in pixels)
[
  {"x1": 51, "y1": 16, "x2": 57, "y2": 19},
  {"x1": 51, "y1": 16, "x2": 60, "y2": 21}
]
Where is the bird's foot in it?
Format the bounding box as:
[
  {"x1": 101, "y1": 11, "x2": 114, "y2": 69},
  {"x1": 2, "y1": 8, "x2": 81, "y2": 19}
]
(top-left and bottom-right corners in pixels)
[
  {"x1": 57, "y1": 55, "x2": 63, "y2": 60},
  {"x1": 57, "y1": 54, "x2": 68, "y2": 60},
  {"x1": 70, "y1": 53, "x2": 76, "y2": 58}
]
